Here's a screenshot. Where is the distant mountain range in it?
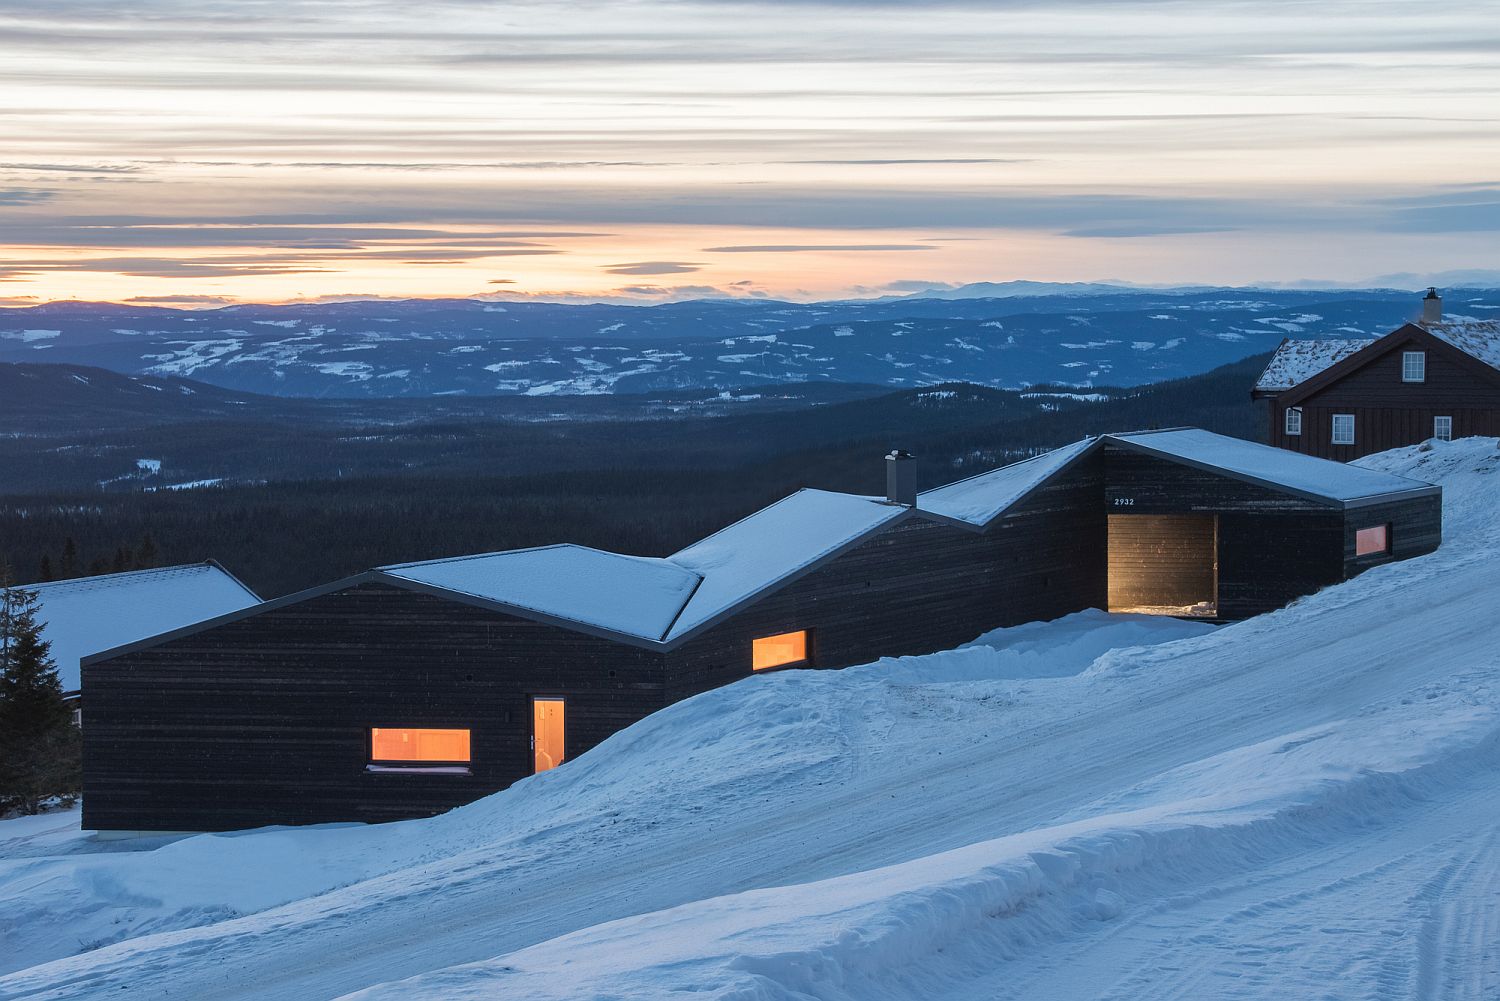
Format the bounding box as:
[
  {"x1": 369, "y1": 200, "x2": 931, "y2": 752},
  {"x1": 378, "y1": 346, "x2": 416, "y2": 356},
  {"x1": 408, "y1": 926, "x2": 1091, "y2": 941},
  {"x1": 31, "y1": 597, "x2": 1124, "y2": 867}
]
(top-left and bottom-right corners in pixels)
[{"x1": 4, "y1": 285, "x2": 1497, "y2": 398}]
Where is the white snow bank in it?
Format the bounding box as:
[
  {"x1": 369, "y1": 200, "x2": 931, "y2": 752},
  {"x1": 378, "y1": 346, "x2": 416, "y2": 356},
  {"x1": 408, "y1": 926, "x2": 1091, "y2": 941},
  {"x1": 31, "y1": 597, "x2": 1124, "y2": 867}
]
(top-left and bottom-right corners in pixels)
[
  {"x1": 0, "y1": 611, "x2": 1198, "y2": 980},
  {"x1": 344, "y1": 679, "x2": 1500, "y2": 1001}
]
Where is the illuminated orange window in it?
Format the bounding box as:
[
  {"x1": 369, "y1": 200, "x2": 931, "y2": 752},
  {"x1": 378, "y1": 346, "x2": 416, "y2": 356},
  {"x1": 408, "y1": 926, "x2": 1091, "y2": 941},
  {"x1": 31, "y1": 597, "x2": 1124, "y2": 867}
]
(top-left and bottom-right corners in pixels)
[
  {"x1": 1355, "y1": 524, "x2": 1390, "y2": 556},
  {"x1": 752, "y1": 630, "x2": 809, "y2": 671},
  {"x1": 533, "y1": 699, "x2": 565, "y2": 774},
  {"x1": 370, "y1": 727, "x2": 471, "y2": 764}
]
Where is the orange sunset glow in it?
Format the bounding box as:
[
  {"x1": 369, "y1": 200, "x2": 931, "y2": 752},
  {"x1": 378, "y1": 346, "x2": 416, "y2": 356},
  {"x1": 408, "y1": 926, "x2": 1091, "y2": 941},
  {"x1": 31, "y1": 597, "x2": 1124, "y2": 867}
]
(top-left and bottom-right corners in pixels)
[{"x1": 2, "y1": 1, "x2": 1499, "y2": 305}]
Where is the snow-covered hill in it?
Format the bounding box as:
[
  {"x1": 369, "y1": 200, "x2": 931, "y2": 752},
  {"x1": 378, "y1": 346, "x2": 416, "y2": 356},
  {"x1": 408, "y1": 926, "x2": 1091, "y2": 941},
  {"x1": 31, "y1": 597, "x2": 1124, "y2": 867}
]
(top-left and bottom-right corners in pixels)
[
  {"x1": 4, "y1": 289, "x2": 1497, "y2": 397},
  {"x1": 1, "y1": 438, "x2": 1498, "y2": 1000}
]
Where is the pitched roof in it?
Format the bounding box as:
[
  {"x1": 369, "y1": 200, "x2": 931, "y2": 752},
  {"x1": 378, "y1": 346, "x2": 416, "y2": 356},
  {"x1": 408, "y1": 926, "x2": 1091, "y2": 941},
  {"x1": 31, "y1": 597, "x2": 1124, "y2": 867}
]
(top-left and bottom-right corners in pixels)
[
  {"x1": 379, "y1": 490, "x2": 910, "y2": 644},
  {"x1": 664, "y1": 488, "x2": 909, "y2": 640},
  {"x1": 380, "y1": 545, "x2": 700, "y2": 643},
  {"x1": 1254, "y1": 318, "x2": 1500, "y2": 394},
  {"x1": 1423, "y1": 318, "x2": 1500, "y2": 371},
  {"x1": 1254, "y1": 338, "x2": 1376, "y2": 392},
  {"x1": 917, "y1": 427, "x2": 1438, "y2": 527},
  {"x1": 917, "y1": 438, "x2": 1097, "y2": 527},
  {"x1": 23, "y1": 563, "x2": 260, "y2": 694},
  {"x1": 1107, "y1": 428, "x2": 1438, "y2": 506}
]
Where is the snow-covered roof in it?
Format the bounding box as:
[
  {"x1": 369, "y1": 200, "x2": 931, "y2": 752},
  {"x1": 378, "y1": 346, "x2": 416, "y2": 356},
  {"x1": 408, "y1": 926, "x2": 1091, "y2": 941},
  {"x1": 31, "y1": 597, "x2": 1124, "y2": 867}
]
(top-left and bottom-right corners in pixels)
[
  {"x1": 1423, "y1": 319, "x2": 1500, "y2": 373},
  {"x1": 1257, "y1": 320, "x2": 1500, "y2": 394},
  {"x1": 380, "y1": 492, "x2": 908, "y2": 644},
  {"x1": 917, "y1": 438, "x2": 1097, "y2": 527},
  {"x1": 664, "y1": 489, "x2": 909, "y2": 640},
  {"x1": 1109, "y1": 428, "x2": 1438, "y2": 505},
  {"x1": 918, "y1": 427, "x2": 1437, "y2": 527},
  {"x1": 24, "y1": 563, "x2": 260, "y2": 694},
  {"x1": 380, "y1": 545, "x2": 701, "y2": 643},
  {"x1": 1254, "y1": 338, "x2": 1376, "y2": 392}
]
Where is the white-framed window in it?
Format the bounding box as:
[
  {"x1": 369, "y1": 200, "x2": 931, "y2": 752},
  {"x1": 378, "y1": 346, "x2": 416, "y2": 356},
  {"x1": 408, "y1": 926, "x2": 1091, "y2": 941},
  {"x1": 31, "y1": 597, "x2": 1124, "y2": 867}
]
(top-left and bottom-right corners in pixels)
[
  {"x1": 1332, "y1": 413, "x2": 1355, "y2": 445},
  {"x1": 1434, "y1": 415, "x2": 1453, "y2": 442},
  {"x1": 1402, "y1": 350, "x2": 1426, "y2": 382},
  {"x1": 1284, "y1": 407, "x2": 1302, "y2": 436}
]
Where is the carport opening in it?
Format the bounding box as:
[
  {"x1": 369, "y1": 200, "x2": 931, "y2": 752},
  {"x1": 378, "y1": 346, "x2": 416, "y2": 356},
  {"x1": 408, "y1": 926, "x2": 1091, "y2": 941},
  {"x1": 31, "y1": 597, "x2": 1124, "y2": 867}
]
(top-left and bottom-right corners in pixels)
[{"x1": 1108, "y1": 513, "x2": 1218, "y2": 617}]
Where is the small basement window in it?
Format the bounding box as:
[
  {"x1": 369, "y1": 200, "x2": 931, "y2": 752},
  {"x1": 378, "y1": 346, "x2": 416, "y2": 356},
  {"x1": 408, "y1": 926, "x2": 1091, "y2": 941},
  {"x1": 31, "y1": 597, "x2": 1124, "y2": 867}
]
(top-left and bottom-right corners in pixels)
[
  {"x1": 1331, "y1": 413, "x2": 1355, "y2": 445},
  {"x1": 1284, "y1": 407, "x2": 1302, "y2": 436},
  {"x1": 1434, "y1": 415, "x2": 1453, "y2": 442},
  {"x1": 1355, "y1": 524, "x2": 1390, "y2": 557},
  {"x1": 752, "y1": 629, "x2": 810, "y2": 671},
  {"x1": 369, "y1": 727, "x2": 471, "y2": 772},
  {"x1": 1402, "y1": 350, "x2": 1426, "y2": 383}
]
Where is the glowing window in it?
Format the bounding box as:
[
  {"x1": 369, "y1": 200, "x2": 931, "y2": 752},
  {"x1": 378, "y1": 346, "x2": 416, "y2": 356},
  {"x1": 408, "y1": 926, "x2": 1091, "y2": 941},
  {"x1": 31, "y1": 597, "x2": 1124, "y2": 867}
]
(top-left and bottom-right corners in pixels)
[
  {"x1": 1331, "y1": 414, "x2": 1355, "y2": 445},
  {"x1": 1284, "y1": 407, "x2": 1302, "y2": 436},
  {"x1": 1434, "y1": 416, "x2": 1453, "y2": 442},
  {"x1": 533, "y1": 699, "x2": 565, "y2": 774},
  {"x1": 752, "y1": 630, "x2": 809, "y2": 671},
  {"x1": 370, "y1": 727, "x2": 471, "y2": 764},
  {"x1": 1355, "y1": 524, "x2": 1390, "y2": 557},
  {"x1": 1402, "y1": 351, "x2": 1426, "y2": 383}
]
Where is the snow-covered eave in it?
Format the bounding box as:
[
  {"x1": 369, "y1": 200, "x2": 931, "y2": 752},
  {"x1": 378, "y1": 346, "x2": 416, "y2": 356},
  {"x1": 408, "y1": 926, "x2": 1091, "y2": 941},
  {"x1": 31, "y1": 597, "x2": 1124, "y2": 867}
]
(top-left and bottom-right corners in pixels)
[
  {"x1": 915, "y1": 437, "x2": 1104, "y2": 530},
  {"x1": 1251, "y1": 337, "x2": 1293, "y2": 394},
  {"x1": 1103, "y1": 433, "x2": 1440, "y2": 510},
  {"x1": 79, "y1": 568, "x2": 690, "y2": 663},
  {"x1": 371, "y1": 570, "x2": 686, "y2": 650},
  {"x1": 660, "y1": 502, "x2": 920, "y2": 645},
  {"x1": 80, "y1": 572, "x2": 372, "y2": 668}
]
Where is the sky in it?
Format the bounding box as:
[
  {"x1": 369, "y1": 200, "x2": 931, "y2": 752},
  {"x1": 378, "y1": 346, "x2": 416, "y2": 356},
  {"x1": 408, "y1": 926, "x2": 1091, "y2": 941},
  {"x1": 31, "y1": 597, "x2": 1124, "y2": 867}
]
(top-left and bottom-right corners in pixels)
[{"x1": 2, "y1": 0, "x2": 1499, "y2": 306}]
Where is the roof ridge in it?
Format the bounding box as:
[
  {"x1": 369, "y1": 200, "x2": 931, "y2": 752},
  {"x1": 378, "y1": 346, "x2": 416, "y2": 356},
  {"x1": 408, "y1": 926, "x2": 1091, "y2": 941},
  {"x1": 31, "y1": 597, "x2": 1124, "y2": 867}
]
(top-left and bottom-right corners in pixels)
[{"x1": 916, "y1": 436, "x2": 1095, "y2": 498}]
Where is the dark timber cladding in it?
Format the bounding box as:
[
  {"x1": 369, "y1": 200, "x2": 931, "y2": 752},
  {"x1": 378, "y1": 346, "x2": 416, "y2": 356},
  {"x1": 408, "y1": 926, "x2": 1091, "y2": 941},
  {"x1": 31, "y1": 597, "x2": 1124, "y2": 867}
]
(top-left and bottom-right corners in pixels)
[
  {"x1": 82, "y1": 427, "x2": 1441, "y2": 833},
  {"x1": 82, "y1": 586, "x2": 670, "y2": 831},
  {"x1": 666, "y1": 451, "x2": 1106, "y2": 702}
]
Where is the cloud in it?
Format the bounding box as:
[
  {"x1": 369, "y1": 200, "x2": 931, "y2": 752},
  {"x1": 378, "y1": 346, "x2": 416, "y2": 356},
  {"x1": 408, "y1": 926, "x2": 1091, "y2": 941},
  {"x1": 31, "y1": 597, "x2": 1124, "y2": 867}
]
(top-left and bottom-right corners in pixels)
[
  {"x1": 780, "y1": 158, "x2": 1028, "y2": 165},
  {"x1": 125, "y1": 294, "x2": 237, "y2": 305},
  {"x1": 0, "y1": 188, "x2": 53, "y2": 206},
  {"x1": 0, "y1": 162, "x2": 142, "y2": 174},
  {"x1": 0, "y1": 255, "x2": 342, "y2": 278},
  {"x1": 879, "y1": 278, "x2": 958, "y2": 291},
  {"x1": 603, "y1": 260, "x2": 703, "y2": 275},
  {"x1": 487, "y1": 278, "x2": 516, "y2": 284},
  {"x1": 703, "y1": 243, "x2": 938, "y2": 252}
]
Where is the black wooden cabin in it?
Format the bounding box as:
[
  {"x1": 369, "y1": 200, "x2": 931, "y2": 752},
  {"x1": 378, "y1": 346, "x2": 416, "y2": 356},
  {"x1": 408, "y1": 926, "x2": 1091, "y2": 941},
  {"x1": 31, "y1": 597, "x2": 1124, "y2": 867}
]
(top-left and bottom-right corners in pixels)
[{"x1": 82, "y1": 428, "x2": 1440, "y2": 833}]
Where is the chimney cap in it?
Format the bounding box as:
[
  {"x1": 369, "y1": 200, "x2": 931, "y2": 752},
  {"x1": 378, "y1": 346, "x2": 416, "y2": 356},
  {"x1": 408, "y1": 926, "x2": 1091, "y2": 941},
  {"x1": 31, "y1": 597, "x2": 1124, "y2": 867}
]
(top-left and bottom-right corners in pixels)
[
  {"x1": 1425, "y1": 286, "x2": 1440, "y2": 299},
  {"x1": 886, "y1": 449, "x2": 915, "y2": 460}
]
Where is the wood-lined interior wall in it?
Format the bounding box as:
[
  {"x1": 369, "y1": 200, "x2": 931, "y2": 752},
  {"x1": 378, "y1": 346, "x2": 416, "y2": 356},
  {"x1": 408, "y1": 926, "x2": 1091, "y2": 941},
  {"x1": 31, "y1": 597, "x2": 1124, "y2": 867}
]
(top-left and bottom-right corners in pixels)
[
  {"x1": 1106, "y1": 514, "x2": 1216, "y2": 610},
  {"x1": 1104, "y1": 445, "x2": 1348, "y2": 619}
]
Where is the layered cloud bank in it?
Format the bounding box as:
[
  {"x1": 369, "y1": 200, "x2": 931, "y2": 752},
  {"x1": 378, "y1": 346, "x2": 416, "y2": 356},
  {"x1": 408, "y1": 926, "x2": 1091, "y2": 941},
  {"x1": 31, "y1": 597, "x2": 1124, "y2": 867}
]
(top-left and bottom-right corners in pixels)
[{"x1": 1, "y1": 0, "x2": 1498, "y2": 302}]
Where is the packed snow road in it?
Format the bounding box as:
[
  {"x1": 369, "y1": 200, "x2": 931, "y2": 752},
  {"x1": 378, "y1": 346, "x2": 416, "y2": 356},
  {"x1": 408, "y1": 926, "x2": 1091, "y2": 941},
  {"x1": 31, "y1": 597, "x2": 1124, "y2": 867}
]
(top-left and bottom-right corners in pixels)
[{"x1": 1, "y1": 438, "x2": 1497, "y2": 1000}]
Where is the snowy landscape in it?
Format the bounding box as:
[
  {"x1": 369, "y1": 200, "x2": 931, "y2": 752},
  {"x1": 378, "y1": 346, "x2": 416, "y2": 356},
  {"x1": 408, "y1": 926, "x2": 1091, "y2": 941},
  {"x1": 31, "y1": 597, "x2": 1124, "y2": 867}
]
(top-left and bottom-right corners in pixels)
[{"x1": 2, "y1": 437, "x2": 1497, "y2": 1000}]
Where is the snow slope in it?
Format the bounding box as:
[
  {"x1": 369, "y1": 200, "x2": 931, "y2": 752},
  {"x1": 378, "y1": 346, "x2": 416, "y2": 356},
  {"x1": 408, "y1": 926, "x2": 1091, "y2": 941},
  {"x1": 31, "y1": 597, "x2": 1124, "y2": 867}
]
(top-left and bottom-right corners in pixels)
[{"x1": 1, "y1": 438, "x2": 1498, "y2": 1000}]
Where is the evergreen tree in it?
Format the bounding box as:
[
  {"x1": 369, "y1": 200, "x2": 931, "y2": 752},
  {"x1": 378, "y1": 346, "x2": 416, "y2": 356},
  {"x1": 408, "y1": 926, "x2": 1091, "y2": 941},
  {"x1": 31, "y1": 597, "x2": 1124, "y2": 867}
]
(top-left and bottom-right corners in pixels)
[
  {"x1": 136, "y1": 533, "x2": 158, "y2": 570},
  {"x1": 0, "y1": 566, "x2": 81, "y2": 815},
  {"x1": 60, "y1": 538, "x2": 77, "y2": 578},
  {"x1": 38, "y1": 555, "x2": 54, "y2": 582}
]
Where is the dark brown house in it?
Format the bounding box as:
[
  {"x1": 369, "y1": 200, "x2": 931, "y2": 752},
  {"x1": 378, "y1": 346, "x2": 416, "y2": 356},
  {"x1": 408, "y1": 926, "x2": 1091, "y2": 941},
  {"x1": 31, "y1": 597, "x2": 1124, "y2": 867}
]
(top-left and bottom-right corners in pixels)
[
  {"x1": 1252, "y1": 291, "x2": 1500, "y2": 460},
  {"x1": 82, "y1": 428, "x2": 1440, "y2": 834}
]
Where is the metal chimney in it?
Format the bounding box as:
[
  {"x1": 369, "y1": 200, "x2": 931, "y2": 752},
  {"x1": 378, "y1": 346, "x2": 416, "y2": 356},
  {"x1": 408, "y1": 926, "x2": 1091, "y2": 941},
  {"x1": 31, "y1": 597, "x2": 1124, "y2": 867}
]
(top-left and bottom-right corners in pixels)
[
  {"x1": 1422, "y1": 287, "x2": 1442, "y2": 325},
  {"x1": 885, "y1": 449, "x2": 917, "y2": 506}
]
